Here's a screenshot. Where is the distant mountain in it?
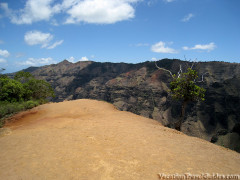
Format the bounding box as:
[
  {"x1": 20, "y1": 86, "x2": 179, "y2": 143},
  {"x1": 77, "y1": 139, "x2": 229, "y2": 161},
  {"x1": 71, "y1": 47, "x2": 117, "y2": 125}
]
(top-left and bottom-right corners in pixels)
[{"x1": 20, "y1": 59, "x2": 240, "y2": 152}]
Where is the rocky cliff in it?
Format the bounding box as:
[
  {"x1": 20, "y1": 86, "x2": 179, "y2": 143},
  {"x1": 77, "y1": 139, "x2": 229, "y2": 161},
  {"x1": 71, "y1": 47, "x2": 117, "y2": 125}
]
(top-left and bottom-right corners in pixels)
[{"x1": 22, "y1": 59, "x2": 240, "y2": 152}]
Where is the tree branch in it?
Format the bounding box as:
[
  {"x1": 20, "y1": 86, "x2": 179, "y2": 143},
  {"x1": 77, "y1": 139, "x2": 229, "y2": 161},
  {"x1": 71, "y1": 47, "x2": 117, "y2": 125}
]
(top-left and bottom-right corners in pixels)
[
  {"x1": 197, "y1": 72, "x2": 208, "y2": 82},
  {"x1": 177, "y1": 65, "x2": 182, "y2": 78},
  {"x1": 155, "y1": 61, "x2": 174, "y2": 78},
  {"x1": 191, "y1": 58, "x2": 198, "y2": 69}
]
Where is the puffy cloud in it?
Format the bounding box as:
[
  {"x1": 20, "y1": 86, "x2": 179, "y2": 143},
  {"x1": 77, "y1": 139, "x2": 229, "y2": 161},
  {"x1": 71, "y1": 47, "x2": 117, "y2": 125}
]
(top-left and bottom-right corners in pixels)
[
  {"x1": 47, "y1": 40, "x2": 64, "y2": 49},
  {"x1": 151, "y1": 57, "x2": 157, "y2": 61},
  {"x1": 183, "y1": 42, "x2": 216, "y2": 52},
  {"x1": 151, "y1": 41, "x2": 178, "y2": 54},
  {"x1": 2, "y1": 0, "x2": 140, "y2": 25},
  {"x1": 24, "y1": 31, "x2": 63, "y2": 49},
  {"x1": 0, "y1": 58, "x2": 7, "y2": 63},
  {"x1": 181, "y1": 13, "x2": 194, "y2": 22},
  {"x1": 147, "y1": 0, "x2": 157, "y2": 6},
  {"x1": 24, "y1": 31, "x2": 53, "y2": 48},
  {"x1": 67, "y1": 56, "x2": 75, "y2": 63},
  {"x1": 65, "y1": 0, "x2": 136, "y2": 24},
  {"x1": 0, "y1": 49, "x2": 10, "y2": 57},
  {"x1": 67, "y1": 56, "x2": 89, "y2": 63},
  {"x1": 79, "y1": 56, "x2": 89, "y2": 61},
  {"x1": 0, "y1": 3, "x2": 11, "y2": 16},
  {"x1": 182, "y1": 46, "x2": 189, "y2": 50},
  {"x1": 5, "y1": 0, "x2": 56, "y2": 24},
  {"x1": 19, "y1": 57, "x2": 56, "y2": 66}
]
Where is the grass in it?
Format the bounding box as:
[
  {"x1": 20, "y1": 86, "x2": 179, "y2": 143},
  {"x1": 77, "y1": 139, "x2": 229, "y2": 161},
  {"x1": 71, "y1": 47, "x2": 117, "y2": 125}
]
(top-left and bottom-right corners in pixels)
[{"x1": 0, "y1": 100, "x2": 45, "y2": 128}]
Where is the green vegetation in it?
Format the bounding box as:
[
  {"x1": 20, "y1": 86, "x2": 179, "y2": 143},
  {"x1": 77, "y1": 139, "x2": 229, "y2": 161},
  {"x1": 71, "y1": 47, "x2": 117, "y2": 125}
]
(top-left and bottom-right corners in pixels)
[
  {"x1": 155, "y1": 61, "x2": 206, "y2": 131},
  {"x1": 0, "y1": 70, "x2": 54, "y2": 127},
  {"x1": 170, "y1": 68, "x2": 206, "y2": 131}
]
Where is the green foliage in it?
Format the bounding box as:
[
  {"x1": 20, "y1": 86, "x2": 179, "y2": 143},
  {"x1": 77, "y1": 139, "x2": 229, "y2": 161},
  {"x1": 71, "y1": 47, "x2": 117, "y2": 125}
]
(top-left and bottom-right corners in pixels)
[
  {"x1": 0, "y1": 76, "x2": 24, "y2": 102},
  {"x1": 24, "y1": 79, "x2": 55, "y2": 100},
  {"x1": 14, "y1": 71, "x2": 34, "y2": 83},
  {"x1": 169, "y1": 68, "x2": 206, "y2": 131},
  {"x1": 170, "y1": 68, "x2": 206, "y2": 102},
  {"x1": 0, "y1": 70, "x2": 55, "y2": 127},
  {"x1": 14, "y1": 71, "x2": 55, "y2": 101},
  {"x1": 1, "y1": 71, "x2": 54, "y2": 102}
]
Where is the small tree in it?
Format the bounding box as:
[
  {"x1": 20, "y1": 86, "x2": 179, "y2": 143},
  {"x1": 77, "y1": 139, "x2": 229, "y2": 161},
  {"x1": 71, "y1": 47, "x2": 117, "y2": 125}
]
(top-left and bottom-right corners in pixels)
[
  {"x1": 14, "y1": 71, "x2": 55, "y2": 101},
  {"x1": 170, "y1": 68, "x2": 205, "y2": 130},
  {"x1": 155, "y1": 60, "x2": 206, "y2": 131},
  {"x1": 26, "y1": 79, "x2": 55, "y2": 100},
  {"x1": 14, "y1": 71, "x2": 34, "y2": 83},
  {"x1": 0, "y1": 76, "x2": 25, "y2": 102}
]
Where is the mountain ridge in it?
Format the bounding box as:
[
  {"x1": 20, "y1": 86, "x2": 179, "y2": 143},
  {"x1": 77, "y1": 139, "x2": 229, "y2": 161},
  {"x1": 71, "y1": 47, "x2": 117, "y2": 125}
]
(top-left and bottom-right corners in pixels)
[{"x1": 14, "y1": 58, "x2": 240, "y2": 152}]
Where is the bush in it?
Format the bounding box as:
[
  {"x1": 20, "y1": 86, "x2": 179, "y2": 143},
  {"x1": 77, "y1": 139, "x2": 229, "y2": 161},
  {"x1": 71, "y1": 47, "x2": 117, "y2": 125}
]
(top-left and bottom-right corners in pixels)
[
  {"x1": 24, "y1": 79, "x2": 55, "y2": 100},
  {"x1": 14, "y1": 71, "x2": 55, "y2": 101},
  {"x1": 0, "y1": 77, "x2": 24, "y2": 102},
  {"x1": 24, "y1": 100, "x2": 39, "y2": 109},
  {"x1": 0, "y1": 71, "x2": 54, "y2": 127}
]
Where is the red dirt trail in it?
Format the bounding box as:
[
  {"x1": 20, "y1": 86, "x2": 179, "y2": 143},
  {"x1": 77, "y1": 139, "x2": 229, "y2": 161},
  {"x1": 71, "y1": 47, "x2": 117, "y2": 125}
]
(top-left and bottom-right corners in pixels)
[{"x1": 0, "y1": 99, "x2": 239, "y2": 180}]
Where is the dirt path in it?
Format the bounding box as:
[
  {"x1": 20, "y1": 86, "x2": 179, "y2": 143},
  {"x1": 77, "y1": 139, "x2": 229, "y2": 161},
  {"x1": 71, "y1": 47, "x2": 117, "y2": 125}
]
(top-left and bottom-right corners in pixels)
[{"x1": 0, "y1": 99, "x2": 240, "y2": 180}]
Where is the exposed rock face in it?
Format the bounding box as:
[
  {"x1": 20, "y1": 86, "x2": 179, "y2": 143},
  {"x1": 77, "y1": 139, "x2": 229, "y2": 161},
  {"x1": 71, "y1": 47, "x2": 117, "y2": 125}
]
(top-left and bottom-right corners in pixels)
[{"x1": 23, "y1": 59, "x2": 240, "y2": 152}]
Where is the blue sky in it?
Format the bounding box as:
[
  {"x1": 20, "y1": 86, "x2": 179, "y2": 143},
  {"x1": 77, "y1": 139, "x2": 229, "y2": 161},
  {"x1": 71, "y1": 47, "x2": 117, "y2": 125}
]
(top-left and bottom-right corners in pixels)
[{"x1": 0, "y1": 0, "x2": 239, "y2": 73}]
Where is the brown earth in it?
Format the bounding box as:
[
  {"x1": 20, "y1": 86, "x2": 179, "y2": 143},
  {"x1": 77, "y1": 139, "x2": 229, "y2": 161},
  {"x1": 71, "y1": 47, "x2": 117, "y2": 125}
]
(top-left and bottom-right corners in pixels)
[{"x1": 0, "y1": 99, "x2": 240, "y2": 180}]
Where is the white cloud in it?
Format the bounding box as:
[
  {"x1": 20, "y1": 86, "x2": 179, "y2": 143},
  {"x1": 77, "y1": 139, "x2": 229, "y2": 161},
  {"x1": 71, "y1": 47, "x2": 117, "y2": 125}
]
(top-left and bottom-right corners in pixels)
[
  {"x1": 6, "y1": 0, "x2": 56, "y2": 24},
  {"x1": 0, "y1": 58, "x2": 7, "y2": 63},
  {"x1": 2, "y1": 0, "x2": 140, "y2": 25},
  {"x1": 79, "y1": 56, "x2": 89, "y2": 61},
  {"x1": 151, "y1": 57, "x2": 157, "y2": 61},
  {"x1": 67, "y1": 56, "x2": 89, "y2": 63},
  {"x1": 67, "y1": 56, "x2": 75, "y2": 63},
  {"x1": 19, "y1": 57, "x2": 56, "y2": 66},
  {"x1": 151, "y1": 41, "x2": 178, "y2": 54},
  {"x1": 47, "y1": 40, "x2": 64, "y2": 49},
  {"x1": 147, "y1": 0, "x2": 155, "y2": 6},
  {"x1": 181, "y1": 13, "x2": 194, "y2": 22},
  {"x1": 0, "y1": 3, "x2": 11, "y2": 16},
  {"x1": 0, "y1": 49, "x2": 10, "y2": 57},
  {"x1": 65, "y1": 0, "x2": 138, "y2": 24},
  {"x1": 24, "y1": 31, "x2": 53, "y2": 48},
  {"x1": 24, "y1": 30, "x2": 63, "y2": 49},
  {"x1": 183, "y1": 42, "x2": 216, "y2": 52}
]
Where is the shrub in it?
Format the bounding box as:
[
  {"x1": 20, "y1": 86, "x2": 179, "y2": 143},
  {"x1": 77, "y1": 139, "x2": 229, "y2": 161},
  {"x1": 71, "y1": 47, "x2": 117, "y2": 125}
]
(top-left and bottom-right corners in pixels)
[
  {"x1": 0, "y1": 77, "x2": 24, "y2": 102},
  {"x1": 0, "y1": 71, "x2": 54, "y2": 127}
]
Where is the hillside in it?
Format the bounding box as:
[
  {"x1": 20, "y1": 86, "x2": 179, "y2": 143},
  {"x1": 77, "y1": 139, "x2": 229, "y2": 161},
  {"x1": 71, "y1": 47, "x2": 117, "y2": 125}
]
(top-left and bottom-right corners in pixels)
[
  {"x1": 0, "y1": 99, "x2": 240, "y2": 179},
  {"x1": 22, "y1": 59, "x2": 240, "y2": 152}
]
